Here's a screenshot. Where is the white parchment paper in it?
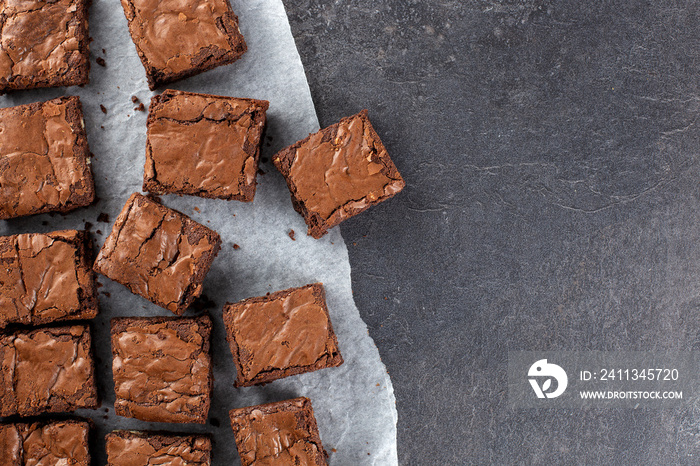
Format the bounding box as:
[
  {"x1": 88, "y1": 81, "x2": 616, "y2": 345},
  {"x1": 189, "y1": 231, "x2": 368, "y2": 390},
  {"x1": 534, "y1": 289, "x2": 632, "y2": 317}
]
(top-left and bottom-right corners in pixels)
[{"x1": 0, "y1": 0, "x2": 398, "y2": 463}]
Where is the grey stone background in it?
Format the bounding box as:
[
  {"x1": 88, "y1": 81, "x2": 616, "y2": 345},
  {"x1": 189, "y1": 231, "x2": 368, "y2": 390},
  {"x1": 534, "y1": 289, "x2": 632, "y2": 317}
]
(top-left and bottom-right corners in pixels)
[{"x1": 282, "y1": 1, "x2": 700, "y2": 464}]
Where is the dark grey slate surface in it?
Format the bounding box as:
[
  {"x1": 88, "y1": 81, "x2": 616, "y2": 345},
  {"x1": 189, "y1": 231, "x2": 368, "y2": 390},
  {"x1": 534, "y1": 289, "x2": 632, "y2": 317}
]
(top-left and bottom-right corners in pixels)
[{"x1": 283, "y1": 1, "x2": 700, "y2": 464}]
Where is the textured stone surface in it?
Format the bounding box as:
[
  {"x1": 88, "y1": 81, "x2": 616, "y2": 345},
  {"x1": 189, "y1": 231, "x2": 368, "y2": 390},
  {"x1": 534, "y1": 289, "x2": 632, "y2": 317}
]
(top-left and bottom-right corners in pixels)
[{"x1": 284, "y1": 1, "x2": 700, "y2": 463}]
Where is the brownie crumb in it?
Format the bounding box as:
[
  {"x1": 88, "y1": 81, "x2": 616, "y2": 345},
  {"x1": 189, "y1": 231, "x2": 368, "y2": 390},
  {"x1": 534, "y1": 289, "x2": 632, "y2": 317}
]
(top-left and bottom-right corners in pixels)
[
  {"x1": 97, "y1": 212, "x2": 110, "y2": 223},
  {"x1": 102, "y1": 292, "x2": 111, "y2": 298},
  {"x1": 96, "y1": 57, "x2": 106, "y2": 67},
  {"x1": 232, "y1": 244, "x2": 240, "y2": 250},
  {"x1": 134, "y1": 103, "x2": 145, "y2": 112},
  {"x1": 100, "y1": 104, "x2": 107, "y2": 114},
  {"x1": 131, "y1": 96, "x2": 139, "y2": 103},
  {"x1": 194, "y1": 206, "x2": 200, "y2": 212},
  {"x1": 257, "y1": 168, "x2": 266, "y2": 175},
  {"x1": 96, "y1": 230, "x2": 102, "y2": 235},
  {"x1": 288, "y1": 229, "x2": 296, "y2": 241},
  {"x1": 331, "y1": 448, "x2": 337, "y2": 453},
  {"x1": 100, "y1": 125, "x2": 105, "y2": 129},
  {"x1": 102, "y1": 48, "x2": 106, "y2": 54},
  {"x1": 84, "y1": 222, "x2": 93, "y2": 231}
]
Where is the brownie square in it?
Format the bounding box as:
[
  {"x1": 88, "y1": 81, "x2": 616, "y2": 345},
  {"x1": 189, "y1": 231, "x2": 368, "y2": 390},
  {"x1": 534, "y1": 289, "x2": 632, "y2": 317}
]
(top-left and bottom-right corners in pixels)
[
  {"x1": 223, "y1": 283, "x2": 343, "y2": 387},
  {"x1": 0, "y1": 325, "x2": 98, "y2": 417},
  {"x1": 0, "y1": 230, "x2": 98, "y2": 330},
  {"x1": 143, "y1": 89, "x2": 269, "y2": 201},
  {"x1": 119, "y1": 0, "x2": 247, "y2": 89},
  {"x1": 273, "y1": 110, "x2": 405, "y2": 238},
  {"x1": 106, "y1": 430, "x2": 211, "y2": 466},
  {"x1": 0, "y1": 97, "x2": 95, "y2": 219},
  {"x1": 0, "y1": 419, "x2": 91, "y2": 466},
  {"x1": 229, "y1": 397, "x2": 328, "y2": 466},
  {"x1": 93, "y1": 193, "x2": 221, "y2": 315},
  {"x1": 111, "y1": 315, "x2": 212, "y2": 424},
  {"x1": 0, "y1": 0, "x2": 90, "y2": 93}
]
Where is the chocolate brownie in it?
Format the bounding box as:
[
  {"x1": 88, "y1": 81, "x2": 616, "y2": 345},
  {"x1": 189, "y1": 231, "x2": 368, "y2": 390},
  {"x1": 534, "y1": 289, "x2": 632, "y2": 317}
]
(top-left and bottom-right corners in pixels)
[
  {"x1": 0, "y1": 0, "x2": 90, "y2": 93},
  {"x1": 229, "y1": 397, "x2": 328, "y2": 466},
  {"x1": 93, "y1": 193, "x2": 221, "y2": 315},
  {"x1": 105, "y1": 431, "x2": 211, "y2": 466},
  {"x1": 119, "y1": 0, "x2": 247, "y2": 89},
  {"x1": 0, "y1": 325, "x2": 98, "y2": 417},
  {"x1": 0, "y1": 97, "x2": 95, "y2": 219},
  {"x1": 273, "y1": 110, "x2": 405, "y2": 238},
  {"x1": 0, "y1": 419, "x2": 91, "y2": 466},
  {"x1": 111, "y1": 315, "x2": 212, "y2": 423},
  {"x1": 223, "y1": 283, "x2": 343, "y2": 387},
  {"x1": 0, "y1": 230, "x2": 98, "y2": 330},
  {"x1": 143, "y1": 89, "x2": 269, "y2": 201}
]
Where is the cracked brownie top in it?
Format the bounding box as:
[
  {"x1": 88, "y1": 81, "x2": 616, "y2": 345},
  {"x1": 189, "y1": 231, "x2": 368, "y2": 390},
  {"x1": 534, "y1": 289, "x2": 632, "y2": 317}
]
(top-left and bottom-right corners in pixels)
[
  {"x1": 143, "y1": 89, "x2": 269, "y2": 201},
  {"x1": 0, "y1": 96, "x2": 95, "y2": 219},
  {"x1": 110, "y1": 315, "x2": 212, "y2": 424},
  {"x1": 93, "y1": 193, "x2": 221, "y2": 315},
  {"x1": 0, "y1": 0, "x2": 90, "y2": 92}
]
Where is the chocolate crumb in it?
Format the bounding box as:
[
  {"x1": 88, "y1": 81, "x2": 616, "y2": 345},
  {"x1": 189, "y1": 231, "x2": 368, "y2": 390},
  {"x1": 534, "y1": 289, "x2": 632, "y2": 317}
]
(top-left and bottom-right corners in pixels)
[
  {"x1": 97, "y1": 212, "x2": 110, "y2": 223},
  {"x1": 134, "y1": 103, "x2": 145, "y2": 112},
  {"x1": 331, "y1": 448, "x2": 337, "y2": 453},
  {"x1": 84, "y1": 222, "x2": 93, "y2": 231},
  {"x1": 100, "y1": 104, "x2": 107, "y2": 114},
  {"x1": 288, "y1": 229, "x2": 296, "y2": 241},
  {"x1": 100, "y1": 125, "x2": 104, "y2": 129},
  {"x1": 96, "y1": 57, "x2": 106, "y2": 67},
  {"x1": 257, "y1": 168, "x2": 266, "y2": 175},
  {"x1": 96, "y1": 230, "x2": 102, "y2": 235},
  {"x1": 102, "y1": 48, "x2": 106, "y2": 54},
  {"x1": 194, "y1": 206, "x2": 200, "y2": 212},
  {"x1": 232, "y1": 244, "x2": 240, "y2": 250},
  {"x1": 131, "y1": 96, "x2": 139, "y2": 103}
]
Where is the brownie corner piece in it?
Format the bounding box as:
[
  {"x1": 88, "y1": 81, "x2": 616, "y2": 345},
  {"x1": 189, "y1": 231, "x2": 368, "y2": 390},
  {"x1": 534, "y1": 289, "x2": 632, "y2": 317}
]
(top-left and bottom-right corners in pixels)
[
  {"x1": 0, "y1": 0, "x2": 90, "y2": 93},
  {"x1": 229, "y1": 397, "x2": 328, "y2": 466},
  {"x1": 93, "y1": 193, "x2": 221, "y2": 315},
  {"x1": 0, "y1": 229, "x2": 98, "y2": 330},
  {"x1": 273, "y1": 110, "x2": 405, "y2": 238},
  {"x1": 106, "y1": 430, "x2": 211, "y2": 465},
  {"x1": 0, "y1": 325, "x2": 98, "y2": 417},
  {"x1": 223, "y1": 283, "x2": 343, "y2": 387},
  {"x1": 119, "y1": 0, "x2": 246, "y2": 89},
  {"x1": 143, "y1": 89, "x2": 269, "y2": 201},
  {"x1": 110, "y1": 315, "x2": 212, "y2": 424},
  {"x1": 0, "y1": 96, "x2": 95, "y2": 219},
  {"x1": 1, "y1": 419, "x2": 91, "y2": 466}
]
